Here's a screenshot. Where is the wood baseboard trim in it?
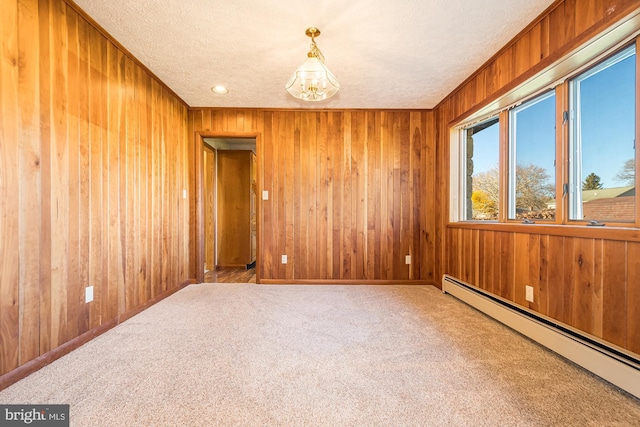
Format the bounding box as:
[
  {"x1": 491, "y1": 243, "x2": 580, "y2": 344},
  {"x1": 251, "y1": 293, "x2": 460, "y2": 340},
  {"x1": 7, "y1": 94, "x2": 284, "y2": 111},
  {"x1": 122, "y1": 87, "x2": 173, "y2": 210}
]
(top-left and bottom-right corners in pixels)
[
  {"x1": 257, "y1": 279, "x2": 433, "y2": 285},
  {"x1": 0, "y1": 279, "x2": 194, "y2": 391},
  {"x1": 0, "y1": 319, "x2": 115, "y2": 391}
]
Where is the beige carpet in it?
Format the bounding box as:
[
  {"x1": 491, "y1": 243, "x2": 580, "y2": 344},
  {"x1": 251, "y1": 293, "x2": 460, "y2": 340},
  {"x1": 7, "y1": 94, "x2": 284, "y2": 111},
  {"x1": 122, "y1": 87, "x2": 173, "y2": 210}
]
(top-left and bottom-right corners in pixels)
[{"x1": 1, "y1": 284, "x2": 639, "y2": 426}]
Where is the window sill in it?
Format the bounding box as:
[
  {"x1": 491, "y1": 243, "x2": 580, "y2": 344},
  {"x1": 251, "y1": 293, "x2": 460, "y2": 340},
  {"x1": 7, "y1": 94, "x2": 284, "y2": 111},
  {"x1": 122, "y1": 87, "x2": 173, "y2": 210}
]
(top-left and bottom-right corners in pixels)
[{"x1": 447, "y1": 221, "x2": 640, "y2": 242}]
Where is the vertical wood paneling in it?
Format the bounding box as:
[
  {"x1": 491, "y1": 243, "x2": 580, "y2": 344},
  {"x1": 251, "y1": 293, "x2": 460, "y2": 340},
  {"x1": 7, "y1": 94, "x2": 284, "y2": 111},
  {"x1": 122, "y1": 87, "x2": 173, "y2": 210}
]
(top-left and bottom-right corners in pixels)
[
  {"x1": 123, "y1": 55, "x2": 135, "y2": 311},
  {"x1": 342, "y1": 113, "x2": 352, "y2": 279},
  {"x1": 88, "y1": 16, "x2": 103, "y2": 330},
  {"x1": 330, "y1": 112, "x2": 342, "y2": 279},
  {"x1": 415, "y1": 112, "x2": 428, "y2": 281},
  {"x1": 627, "y1": 242, "x2": 640, "y2": 354},
  {"x1": 1, "y1": 0, "x2": 20, "y2": 375},
  {"x1": 354, "y1": 112, "x2": 366, "y2": 279},
  {"x1": 106, "y1": 41, "x2": 121, "y2": 321},
  {"x1": 364, "y1": 113, "x2": 375, "y2": 278},
  {"x1": 0, "y1": 0, "x2": 190, "y2": 382},
  {"x1": 602, "y1": 240, "x2": 626, "y2": 347},
  {"x1": 514, "y1": 233, "x2": 530, "y2": 306},
  {"x1": 262, "y1": 111, "x2": 274, "y2": 279},
  {"x1": 302, "y1": 112, "x2": 317, "y2": 278},
  {"x1": 447, "y1": 229, "x2": 640, "y2": 356},
  {"x1": 65, "y1": 6, "x2": 80, "y2": 343},
  {"x1": 189, "y1": 108, "x2": 431, "y2": 283},
  {"x1": 592, "y1": 239, "x2": 604, "y2": 337},
  {"x1": 17, "y1": 0, "x2": 41, "y2": 366},
  {"x1": 293, "y1": 113, "x2": 304, "y2": 278},
  {"x1": 98, "y1": 29, "x2": 110, "y2": 329},
  {"x1": 116, "y1": 49, "x2": 127, "y2": 316},
  {"x1": 537, "y1": 234, "x2": 549, "y2": 316},
  {"x1": 317, "y1": 113, "x2": 329, "y2": 279},
  {"x1": 478, "y1": 230, "x2": 492, "y2": 292},
  {"x1": 50, "y1": 0, "x2": 69, "y2": 348},
  {"x1": 499, "y1": 232, "x2": 514, "y2": 300},
  {"x1": 76, "y1": 10, "x2": 90, "y2": 336},
  {"x1": 572, "y1": 238, "x2": 597, "y2": 335},
  {"x1": 37, "y1": 0, "x2": 52, "y2": 354},
  {"x1": 284, "y1": 113, "x2": 295, "y2": 280}
]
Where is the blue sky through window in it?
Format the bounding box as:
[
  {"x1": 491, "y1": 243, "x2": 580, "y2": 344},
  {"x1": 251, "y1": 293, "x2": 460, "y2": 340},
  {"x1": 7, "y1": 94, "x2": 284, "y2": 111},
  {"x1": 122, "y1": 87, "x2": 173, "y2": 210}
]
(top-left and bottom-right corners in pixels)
[
  {"x1": 471, "y1": 48, "x2": 635, "y2": 189},
  {"x1": 578, "y1": 51, "x2": 635, "y2": 188}
]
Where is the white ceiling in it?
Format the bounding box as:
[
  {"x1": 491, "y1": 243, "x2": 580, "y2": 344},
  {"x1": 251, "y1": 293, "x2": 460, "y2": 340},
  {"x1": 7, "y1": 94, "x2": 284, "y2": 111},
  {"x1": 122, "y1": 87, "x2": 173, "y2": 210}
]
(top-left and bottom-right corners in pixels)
[{"x1": 73, "y1": 0, "x2": 555, "y2": 109}]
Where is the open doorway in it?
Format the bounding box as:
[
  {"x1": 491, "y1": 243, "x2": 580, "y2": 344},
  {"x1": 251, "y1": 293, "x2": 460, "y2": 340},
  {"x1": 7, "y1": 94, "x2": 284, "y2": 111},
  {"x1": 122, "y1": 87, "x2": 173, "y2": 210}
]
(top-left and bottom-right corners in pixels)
[{"x1": 201, "y1": 137, "x2": 257, "y2": 284}]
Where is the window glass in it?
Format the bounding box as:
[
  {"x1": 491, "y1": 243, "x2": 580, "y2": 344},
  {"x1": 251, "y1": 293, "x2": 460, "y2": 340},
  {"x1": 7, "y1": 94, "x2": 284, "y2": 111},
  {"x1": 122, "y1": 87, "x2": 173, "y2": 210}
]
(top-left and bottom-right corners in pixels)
[
  {"x1": 508, "y1": 92, "x2": 556, "y2": 220},
  {"x1": 464, "y1": 117, "x2": 500, "y2": 220},
  {"x1": 569, "y1": 46, "x2": 636, "y2": 222}
]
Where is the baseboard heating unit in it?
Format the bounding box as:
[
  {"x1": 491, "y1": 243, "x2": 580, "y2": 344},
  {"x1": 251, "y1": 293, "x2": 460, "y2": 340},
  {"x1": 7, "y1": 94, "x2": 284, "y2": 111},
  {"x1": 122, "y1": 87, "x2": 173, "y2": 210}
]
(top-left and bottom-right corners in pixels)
[{"x1": 442, "y1": 274, "x2": 640, "y2": 399}]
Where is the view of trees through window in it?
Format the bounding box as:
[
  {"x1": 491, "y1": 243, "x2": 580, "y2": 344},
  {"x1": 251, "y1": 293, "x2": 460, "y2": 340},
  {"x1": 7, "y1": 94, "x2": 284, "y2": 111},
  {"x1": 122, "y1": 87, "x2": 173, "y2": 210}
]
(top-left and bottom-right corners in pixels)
[
  {"x1": 509, "y1": 92, "x2": 556, "y2": 220},
  {"x1": 465, "y1": 118, "x2": 499, "y2": 220}
]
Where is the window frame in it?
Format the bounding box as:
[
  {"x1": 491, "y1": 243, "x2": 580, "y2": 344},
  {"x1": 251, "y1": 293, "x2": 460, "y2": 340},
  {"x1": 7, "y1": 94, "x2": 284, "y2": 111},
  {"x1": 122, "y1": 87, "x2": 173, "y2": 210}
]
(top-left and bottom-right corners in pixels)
[
  {"x1": 452, "y1": 36, "x2": 640, "y2": 229},
  {"x1": 507, "y1": 90, "x2": 557, "y2": 222},
  {"x1": 567, "y1": 44, "x2": 637, "y2": 225},
  {"x1": 460, "y1": 116, "x2": 501, "y2": 222}
]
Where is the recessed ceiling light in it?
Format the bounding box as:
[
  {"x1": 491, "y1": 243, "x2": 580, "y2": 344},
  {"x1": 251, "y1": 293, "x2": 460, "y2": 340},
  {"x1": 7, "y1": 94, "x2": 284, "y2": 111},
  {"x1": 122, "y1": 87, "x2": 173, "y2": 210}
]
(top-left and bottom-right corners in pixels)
[{"x1": 211, "y1": 85, "x2": 228, "y2": 94}]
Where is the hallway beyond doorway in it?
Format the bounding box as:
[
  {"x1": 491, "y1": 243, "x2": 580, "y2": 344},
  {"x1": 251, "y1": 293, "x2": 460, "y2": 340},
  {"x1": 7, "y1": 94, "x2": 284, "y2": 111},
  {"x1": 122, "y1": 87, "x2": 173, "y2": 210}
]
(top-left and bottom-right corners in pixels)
[{"x1": 204, "y1": 267, "x2": 256, "y2": 283}]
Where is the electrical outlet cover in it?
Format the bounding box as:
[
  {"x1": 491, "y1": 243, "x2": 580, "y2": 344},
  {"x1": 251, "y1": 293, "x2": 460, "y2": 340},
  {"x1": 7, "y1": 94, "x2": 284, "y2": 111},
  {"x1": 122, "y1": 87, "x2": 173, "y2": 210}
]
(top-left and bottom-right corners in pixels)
[
  {"x1": 525, "y1": 285, "x2": 534, "y2": 303},
  {"x1": 85, "y1": 286, "x2": 94, "y2": 303}
]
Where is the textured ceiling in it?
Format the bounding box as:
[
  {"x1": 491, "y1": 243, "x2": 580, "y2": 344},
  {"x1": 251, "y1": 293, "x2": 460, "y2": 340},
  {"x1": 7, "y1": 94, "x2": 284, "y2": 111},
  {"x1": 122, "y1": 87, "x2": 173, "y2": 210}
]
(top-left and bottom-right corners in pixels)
[{"x1": 73, "y1": 0, "x2": 555, "y2": 109}]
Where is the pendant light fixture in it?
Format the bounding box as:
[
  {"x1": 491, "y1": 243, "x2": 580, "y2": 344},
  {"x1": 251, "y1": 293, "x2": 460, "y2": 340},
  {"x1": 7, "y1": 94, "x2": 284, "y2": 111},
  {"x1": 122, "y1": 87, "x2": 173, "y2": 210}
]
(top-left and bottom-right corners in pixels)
[{"x1": 285, "y1": 27, "x2": 340, "y2": 101}]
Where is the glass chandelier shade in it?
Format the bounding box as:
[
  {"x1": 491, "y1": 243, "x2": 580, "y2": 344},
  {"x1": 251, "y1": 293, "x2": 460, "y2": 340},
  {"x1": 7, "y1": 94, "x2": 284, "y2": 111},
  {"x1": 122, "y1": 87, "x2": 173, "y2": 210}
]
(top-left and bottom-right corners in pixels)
[{"x1": 285, "y1": 28, "x2": 340, "y2": 101}]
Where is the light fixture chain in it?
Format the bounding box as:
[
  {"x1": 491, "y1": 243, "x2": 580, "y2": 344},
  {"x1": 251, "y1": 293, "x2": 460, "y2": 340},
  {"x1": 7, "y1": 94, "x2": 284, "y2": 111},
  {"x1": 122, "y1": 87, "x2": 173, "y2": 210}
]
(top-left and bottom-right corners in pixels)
[{"x1": 309, "y1": 39, "x2": 325, "y2": 63}]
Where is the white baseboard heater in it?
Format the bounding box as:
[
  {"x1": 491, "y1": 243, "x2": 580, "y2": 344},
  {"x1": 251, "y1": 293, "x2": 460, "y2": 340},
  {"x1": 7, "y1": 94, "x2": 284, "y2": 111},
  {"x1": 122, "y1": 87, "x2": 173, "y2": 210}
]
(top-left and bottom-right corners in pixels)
[{"x1": 442, "y1": 274, "x2": 640, "y2": 400}]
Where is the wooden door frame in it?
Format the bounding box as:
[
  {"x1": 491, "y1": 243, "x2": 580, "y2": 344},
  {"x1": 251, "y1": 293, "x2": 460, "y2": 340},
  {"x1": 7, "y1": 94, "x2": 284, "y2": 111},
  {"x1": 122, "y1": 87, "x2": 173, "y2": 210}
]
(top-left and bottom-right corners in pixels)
[
  {"x1": 202, "y1": 143, "x2": 217, "y2": 273},
  {"x1": 195, "y1": 131, "x2": 261, "y2": 284}
]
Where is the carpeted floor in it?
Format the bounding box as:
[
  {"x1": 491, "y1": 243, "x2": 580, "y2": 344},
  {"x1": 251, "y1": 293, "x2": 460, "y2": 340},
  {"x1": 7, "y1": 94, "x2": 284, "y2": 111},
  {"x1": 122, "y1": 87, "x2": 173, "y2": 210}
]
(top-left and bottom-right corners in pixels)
[{"x1": 1, "y1": 284, "x2": 639, "y2": 426}]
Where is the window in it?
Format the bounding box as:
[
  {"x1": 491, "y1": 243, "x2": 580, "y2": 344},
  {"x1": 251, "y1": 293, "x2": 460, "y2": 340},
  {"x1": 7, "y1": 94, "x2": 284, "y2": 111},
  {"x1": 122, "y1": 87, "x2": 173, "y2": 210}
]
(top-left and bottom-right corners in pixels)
[
  {"x1": 455, "y1": 40, "x2": 638, "y2": 227},
  {"x1": 569, "y1": 45, "x2": 636, "y2": 222},
  {"x1": 508, "y1": 92, "x2": 556, "y2": 220},
  {"x1": 463, "y1": 117, "x2": 500, "y2": 220}
]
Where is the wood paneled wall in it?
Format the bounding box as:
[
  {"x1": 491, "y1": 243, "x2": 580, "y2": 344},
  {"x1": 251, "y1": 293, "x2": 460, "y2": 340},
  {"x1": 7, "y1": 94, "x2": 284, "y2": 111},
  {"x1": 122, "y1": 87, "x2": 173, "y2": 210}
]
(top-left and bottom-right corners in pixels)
[
  {"x1": 189, "y1": 109, "x2": 436, "y2": 283},
  {"x1": 0, "y1": 0, "x2": 189, "y2": 383},
  {"x1": 447, "y1": 226, "x2": 640, "y2": 354},
  {"x1": 434, "y1": 0, "x2": 640, "y2": 356}
]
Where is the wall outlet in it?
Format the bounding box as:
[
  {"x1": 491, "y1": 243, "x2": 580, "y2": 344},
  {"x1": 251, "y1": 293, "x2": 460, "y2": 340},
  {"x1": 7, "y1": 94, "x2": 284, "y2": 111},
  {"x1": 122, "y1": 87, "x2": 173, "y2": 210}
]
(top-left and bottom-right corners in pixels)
[
  {"x1": 182, "y1": 189, "x2": 187, "y2": 199},
  {"x1": 405, "y1": 255, "x2": 411, "y2": 265},
  {"x1": 262, "y1": 190, "x2": 269, "y2": 200},
  {"x1": 85, "y1": 286, "x2": 94, "y2": 303},
  {"x1": 281, "y1": 254, "x2": 287, "y2": 264},
  {"x1": 525, "y1": 285, "x2": 534, "y2": 303}
]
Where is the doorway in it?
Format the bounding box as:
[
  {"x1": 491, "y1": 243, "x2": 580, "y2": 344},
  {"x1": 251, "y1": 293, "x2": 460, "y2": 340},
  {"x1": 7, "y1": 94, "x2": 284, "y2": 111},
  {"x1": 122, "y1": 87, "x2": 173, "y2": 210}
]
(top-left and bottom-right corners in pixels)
[{"x1": 198, "y1": 135, "x2": 259, "y2": 284}]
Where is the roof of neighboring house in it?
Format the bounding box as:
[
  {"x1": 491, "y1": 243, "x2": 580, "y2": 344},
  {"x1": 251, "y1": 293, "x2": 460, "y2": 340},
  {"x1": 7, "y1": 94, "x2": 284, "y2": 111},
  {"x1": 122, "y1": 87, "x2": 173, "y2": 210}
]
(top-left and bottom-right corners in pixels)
[
  {"x1": 583, "y1": 196, "x2": 635, "y2": 222},
  {"x1": 581, "y1": 186, "x2": 635, "y2": 203}
]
